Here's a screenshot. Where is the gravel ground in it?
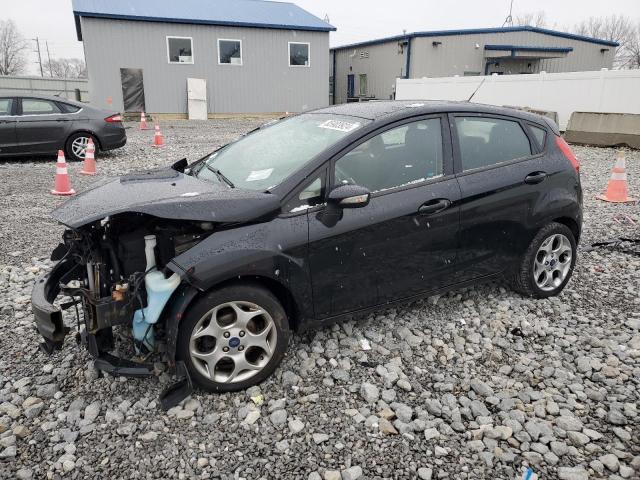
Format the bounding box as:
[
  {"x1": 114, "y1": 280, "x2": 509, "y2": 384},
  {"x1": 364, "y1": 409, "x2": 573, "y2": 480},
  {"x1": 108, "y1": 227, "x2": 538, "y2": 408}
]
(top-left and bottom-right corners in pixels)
[{"x1": 0, "y1": 121, "x2": 639, "y2": 480}]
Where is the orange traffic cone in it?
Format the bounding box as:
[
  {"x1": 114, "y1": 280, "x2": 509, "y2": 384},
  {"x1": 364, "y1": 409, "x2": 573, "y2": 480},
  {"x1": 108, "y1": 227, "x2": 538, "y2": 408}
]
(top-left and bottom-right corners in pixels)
[
  {"x1": 596, "y1": 151, "x2": 636, "y2": 203},
  {"x1": 80, "y1": 138, "x2": 97, "y2": 175},
  {"x1": 51, "y1": 150, "x2": 75, "y2": 196},
  {"x1": 140, "y1": 111, "x2": 150, "y2": 130},
  {"x1": 152, "y1": 123, "x2": 165, "y2": 148}
]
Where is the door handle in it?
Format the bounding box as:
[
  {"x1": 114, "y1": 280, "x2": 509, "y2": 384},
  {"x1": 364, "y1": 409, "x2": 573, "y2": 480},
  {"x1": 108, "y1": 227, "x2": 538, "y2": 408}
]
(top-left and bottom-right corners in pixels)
[
  {"x1": 418, "y1": 199, "x2": 451, "y2": 215},
  {"x1": 524, "y1": 171, "x2": 547, "y2": 184}
]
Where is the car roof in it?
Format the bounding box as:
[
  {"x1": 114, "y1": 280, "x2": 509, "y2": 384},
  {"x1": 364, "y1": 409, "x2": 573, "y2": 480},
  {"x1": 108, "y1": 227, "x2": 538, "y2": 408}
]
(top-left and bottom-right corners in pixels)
[
  {"x1": 0, "y1": 92, "x2": 84, "y2": 106},
  {"x1": 309, "y1": 100, "x2": 548, "y2": 125}
]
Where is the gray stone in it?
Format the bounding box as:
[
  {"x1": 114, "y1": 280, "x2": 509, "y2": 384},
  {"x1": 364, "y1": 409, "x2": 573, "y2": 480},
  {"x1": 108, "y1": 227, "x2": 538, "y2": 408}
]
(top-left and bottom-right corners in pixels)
[
  {"x1": 360, "y1": 383, "x2": 379, "y2": 403},
  {"x1": 270, "y1": 409, "x2": 287, "y2": 426},
  {"x1": 557, "y1": 466, "x2": 588, "y2": 480},
  {"x1": 417, "y1": 467, "x2": 433, "y2": 480},
  {"x1": 341, "y1": 466, "x2": 363, "y2": 480}
]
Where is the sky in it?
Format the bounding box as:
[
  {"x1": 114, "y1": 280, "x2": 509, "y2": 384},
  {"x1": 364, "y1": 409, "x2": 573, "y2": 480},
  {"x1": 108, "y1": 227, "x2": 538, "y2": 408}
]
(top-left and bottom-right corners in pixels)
[{"x1": 4, "y1": 0, "x2": 640, "y2": 75}]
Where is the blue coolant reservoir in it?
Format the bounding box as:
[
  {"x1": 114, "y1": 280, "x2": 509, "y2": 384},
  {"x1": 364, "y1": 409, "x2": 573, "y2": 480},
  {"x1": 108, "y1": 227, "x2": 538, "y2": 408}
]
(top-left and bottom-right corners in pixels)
[{"x1": 132, "y1": 235, "x2": 181, "y2": 352}]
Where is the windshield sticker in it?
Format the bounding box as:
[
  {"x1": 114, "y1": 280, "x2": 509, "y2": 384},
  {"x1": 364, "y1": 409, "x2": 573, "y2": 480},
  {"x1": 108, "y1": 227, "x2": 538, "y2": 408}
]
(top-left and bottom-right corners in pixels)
[
  {"x1": 318, "y1": 119, "x2": 361, "y2": 132},
  {"x1": 246, "y1": 168, "x2": 274, "y2": 182}
]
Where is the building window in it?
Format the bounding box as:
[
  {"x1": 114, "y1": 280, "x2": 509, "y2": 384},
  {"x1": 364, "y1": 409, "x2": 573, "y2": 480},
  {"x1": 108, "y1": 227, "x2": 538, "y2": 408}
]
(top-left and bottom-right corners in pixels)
[
  {"x1": 289, "y1": 42, "x2": 310, "y2": 67},
  {"x1": 359, "y1": 74, "x2": 367, "y2": 96},
  {"x1": 218, "y1": 39, "x2": 242, "y2": 65},
  {"x1": 167, "y1": 36, "x2": 193, "y2": 64}
]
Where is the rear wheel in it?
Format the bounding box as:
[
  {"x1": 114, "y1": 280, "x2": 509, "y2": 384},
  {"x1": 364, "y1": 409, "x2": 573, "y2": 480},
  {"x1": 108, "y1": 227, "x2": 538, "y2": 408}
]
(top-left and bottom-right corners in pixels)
[
  {"x1": 177, "y1": 284, "x2": 290, "y2": 392},
  {"x1": 65, "y1": 132, "x2": 97, "y2": 162},
  {"x1": 510, "y1": 222, "x2": 577, "y2": 298}
]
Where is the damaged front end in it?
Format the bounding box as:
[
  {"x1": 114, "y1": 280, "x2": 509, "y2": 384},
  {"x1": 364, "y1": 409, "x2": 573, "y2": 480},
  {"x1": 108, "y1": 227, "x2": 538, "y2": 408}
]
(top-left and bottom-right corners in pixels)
[{"x1": 32, "y1": 212, "x2": 213, "y2": 407}]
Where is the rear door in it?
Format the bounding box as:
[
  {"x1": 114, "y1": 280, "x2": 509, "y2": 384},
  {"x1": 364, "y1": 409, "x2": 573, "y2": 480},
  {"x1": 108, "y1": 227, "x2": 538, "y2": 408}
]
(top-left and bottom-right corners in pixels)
[
  {"x1": 0, "y1": 98, "x2": 18, "y2": 155},
  {"x1": 16, "y1": 97, "x2": 72, "y2": 154},
  {"x1": 307, "y1": 115, "x2": 461, "y2": 318},
  {"x1": 451, "y1": 113, "x2": 547, "y2": 280}
]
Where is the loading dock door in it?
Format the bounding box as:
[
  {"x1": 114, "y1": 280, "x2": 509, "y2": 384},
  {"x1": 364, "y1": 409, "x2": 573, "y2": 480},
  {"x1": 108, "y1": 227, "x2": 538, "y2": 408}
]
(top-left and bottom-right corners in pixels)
[
  {"x1": 120, "y1": 68, "x2": 146, "y2": 112},
  {"x1": 347, "y1": 74, "x2": 355, "y2": 98}
]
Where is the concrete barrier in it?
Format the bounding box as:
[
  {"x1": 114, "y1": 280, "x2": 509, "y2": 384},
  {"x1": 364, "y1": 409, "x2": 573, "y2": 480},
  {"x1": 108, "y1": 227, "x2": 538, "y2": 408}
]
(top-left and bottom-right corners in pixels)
[{"x1": 565, "y1": 112, "x2": 640, "y2": 149}]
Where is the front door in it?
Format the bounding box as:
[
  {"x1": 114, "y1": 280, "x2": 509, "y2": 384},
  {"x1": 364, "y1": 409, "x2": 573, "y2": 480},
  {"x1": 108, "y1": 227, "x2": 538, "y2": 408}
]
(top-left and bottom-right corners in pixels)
[
  {"x1": 120, "y1": 68, "x2": 146, "y2": 112},
  {"x1": 347, "y1": 74, "x2": 355, "y2": 99},
  {"x1": 16, "y1": 97, "x2": 72, "y2": 154},
  {"x1": 308, "y1": 116, "x2": 460, "y2": 318},
  {"x1": 0, "y1": 98, "x2": 18, "y2": 155}
]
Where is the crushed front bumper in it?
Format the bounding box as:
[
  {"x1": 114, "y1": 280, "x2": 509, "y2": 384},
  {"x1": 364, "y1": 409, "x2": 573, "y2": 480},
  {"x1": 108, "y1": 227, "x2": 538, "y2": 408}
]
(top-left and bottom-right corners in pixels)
[{"x1": 31, "y1": 258, "x2": 79, "y2": 350}]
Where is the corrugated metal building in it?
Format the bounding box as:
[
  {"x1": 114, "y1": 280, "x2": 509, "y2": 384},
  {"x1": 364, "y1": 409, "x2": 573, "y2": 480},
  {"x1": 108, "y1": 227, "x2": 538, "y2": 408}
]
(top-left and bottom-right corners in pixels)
[
  {"x1": 72, "y1": 0, "x2": 335, "y2": 114},
  {"x1": 330, "y1": 27, "x2": 618, "y2": 105}
]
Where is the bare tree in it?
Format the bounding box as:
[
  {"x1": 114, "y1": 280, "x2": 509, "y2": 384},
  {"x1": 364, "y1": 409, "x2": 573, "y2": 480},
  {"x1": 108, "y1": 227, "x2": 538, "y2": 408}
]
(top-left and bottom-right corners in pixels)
[
  {"x1": 515, "y1": 11, "x2": 547, "y2": 28},
  {"x1": 574, "y1": 14, "x2": 637, "y2": 68},
  {"x1": 44, "y1": 58, "x2": 87, "y2": 79},
  {"x1": 623, "y1": 21, "x2": 640, "y2": 69},
  {"x1": 0, "y1": 19, "x2": 28, "y2": 76}
]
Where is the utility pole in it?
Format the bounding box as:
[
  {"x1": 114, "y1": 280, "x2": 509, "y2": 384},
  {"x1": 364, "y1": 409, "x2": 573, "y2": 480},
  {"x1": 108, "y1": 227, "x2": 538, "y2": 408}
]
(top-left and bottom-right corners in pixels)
[
  {"x1": 45, "y1": 41, "x2": 53, "y2": 77},
  {"x1": 33, "y1": 37, "x2": 44, "y2": 77}
]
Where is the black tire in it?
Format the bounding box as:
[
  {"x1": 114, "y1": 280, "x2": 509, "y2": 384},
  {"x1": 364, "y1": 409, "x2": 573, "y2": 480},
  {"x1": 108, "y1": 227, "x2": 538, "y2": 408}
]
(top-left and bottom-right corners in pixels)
[
  {"x1": 177, "y1": 284, "x2": 290, "y2": 392},
  {"x1": 510, "y1": 222, "x2": 577, "y2": 299},
  {"x1": 65, "y1": 132, "x2": 98, "y2": 162}
]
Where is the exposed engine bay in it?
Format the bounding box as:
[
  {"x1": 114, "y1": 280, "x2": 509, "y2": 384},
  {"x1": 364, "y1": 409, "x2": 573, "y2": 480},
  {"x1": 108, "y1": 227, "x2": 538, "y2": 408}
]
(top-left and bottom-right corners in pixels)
[{"x1": 36, "y1": 213, "x2": 215, "y2": 406}]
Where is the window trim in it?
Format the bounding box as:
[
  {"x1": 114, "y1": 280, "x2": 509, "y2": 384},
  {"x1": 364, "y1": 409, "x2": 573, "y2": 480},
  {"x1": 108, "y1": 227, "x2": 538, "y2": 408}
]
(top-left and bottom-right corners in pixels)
[
  {"x1": 448, "y1": 112, "x2": 542, "y2": 176},
  {"x1": 328, "y1": 114, "x2": 453, "y2": 199},
  {"x1": 280, "y1": 166, "x2": 328, "y2": 217},
  {"x1": 166, "y1": 36, "x2": 194, "y2": 65},
  {"x1": 288, "y1": 41, "x2": 311, "y2": 68},
  {"x1": 217, "y1": 38, "x2": 243, "y2": 66}
]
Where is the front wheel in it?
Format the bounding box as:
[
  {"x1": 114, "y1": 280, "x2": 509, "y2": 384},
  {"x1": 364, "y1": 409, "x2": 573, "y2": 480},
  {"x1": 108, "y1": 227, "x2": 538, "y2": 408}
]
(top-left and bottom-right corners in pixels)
[
  {"x1": 510, "y1": 222, "x2": 577, "y2": 299},
  {"x1": 65, "y1": 132, "x2": 97, "y2": 162},
  {"x1": 177, "y1": 284, "x2": 290, "y2": 392}
]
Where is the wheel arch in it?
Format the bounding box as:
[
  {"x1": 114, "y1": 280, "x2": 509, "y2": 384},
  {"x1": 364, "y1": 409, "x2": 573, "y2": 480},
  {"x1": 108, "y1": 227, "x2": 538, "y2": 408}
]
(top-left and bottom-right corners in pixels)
[
  {"x1": 163, "y1": 275, "x2": 301, "y2": 365},
  {"x1": 551, "y1": 216, "x2": 580, "y2": 243},
  {"x1": 66, "y1": 129, "x2": 102, "y2": 151}
]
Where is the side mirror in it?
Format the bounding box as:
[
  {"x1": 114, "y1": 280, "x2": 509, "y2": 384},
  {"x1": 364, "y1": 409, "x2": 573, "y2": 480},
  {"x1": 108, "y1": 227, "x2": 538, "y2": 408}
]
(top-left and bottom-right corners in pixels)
[{"x1": 327, "y1": 185, "x2": 371, "y2": 209}]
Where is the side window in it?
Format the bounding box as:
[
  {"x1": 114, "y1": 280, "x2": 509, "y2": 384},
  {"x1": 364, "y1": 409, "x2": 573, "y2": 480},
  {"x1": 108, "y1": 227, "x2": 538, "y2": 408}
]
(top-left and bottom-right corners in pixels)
[
  {"x1": 21, "y1": 99, "x2": 61, "y2": 115},
  {"x1": 59, "y1": 103, "x2": 81, "y2": 113},
  {"x1": 218, "y1": 39, "x2": 242, "y2": 65},
  {"x1": 529, "y1": 124, "x2": 547, "y2": 149},
  {"x1": 289, "y1": 42, "x2": 310, "y2": 67},
  {"x1": 335, "y1": 118, "x2": 443, "y2": 193},
  {"x1": 455, "y1": 117, "x2": 531, "y2": 171},
  {"x1": 167, "y1": 36, "x2": 193, "y2": 64},
  {"x1": 285, "y1": 175, "x2": 325, "y2": 213},
  {"x1": 0, "y1": 98, "x2": 13, "y2": 115}
]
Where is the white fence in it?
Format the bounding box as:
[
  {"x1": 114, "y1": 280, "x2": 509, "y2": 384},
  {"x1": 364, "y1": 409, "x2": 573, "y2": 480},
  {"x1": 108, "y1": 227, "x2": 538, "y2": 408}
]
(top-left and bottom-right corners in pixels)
[
  {"x1": 396, "y1": 69, "x2": 640, "y2": 130},
  {"x1": 0, "y1": 75, "x2": 89, "y2": 102}
]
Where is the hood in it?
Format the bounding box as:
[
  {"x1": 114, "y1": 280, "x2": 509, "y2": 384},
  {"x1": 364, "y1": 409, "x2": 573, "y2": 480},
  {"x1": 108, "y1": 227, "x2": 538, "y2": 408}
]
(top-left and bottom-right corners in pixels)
[{"x1": 52, "y1": 167, "x2": 281, "y2": 228}]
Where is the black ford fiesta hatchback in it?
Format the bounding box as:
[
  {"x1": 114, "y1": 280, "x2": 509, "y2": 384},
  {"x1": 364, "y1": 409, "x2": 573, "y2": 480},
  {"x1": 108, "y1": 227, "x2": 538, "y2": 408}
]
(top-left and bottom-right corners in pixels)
[{"x1": 32, "y1": 101, "x2": 582, "y2": 398}]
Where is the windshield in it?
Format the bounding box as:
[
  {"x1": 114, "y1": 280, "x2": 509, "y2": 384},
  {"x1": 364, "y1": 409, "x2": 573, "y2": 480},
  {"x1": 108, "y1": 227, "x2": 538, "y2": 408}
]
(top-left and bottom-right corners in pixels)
[{"x1": 196, "y1": 113, "x2": 369, "y2": 191}]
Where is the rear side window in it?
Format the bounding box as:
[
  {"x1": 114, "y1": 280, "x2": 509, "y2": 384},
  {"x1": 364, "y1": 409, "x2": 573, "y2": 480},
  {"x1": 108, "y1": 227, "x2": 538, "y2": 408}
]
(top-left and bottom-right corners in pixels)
[
  {"x1": 21, "y1": 98, "x2": 61, "y2": 115},
  {"x1": 455, "y1": 117, "x2": 531, "y2": 171},
  {"x1": 59, "y1": 102, "x2": 81, "y2": 113},
  {"x1": 0, "y1": 98, "x2": 13, "y2": 115},
  {"x1": 529, "y1": 125, "x2": 547, "y2": 149}
]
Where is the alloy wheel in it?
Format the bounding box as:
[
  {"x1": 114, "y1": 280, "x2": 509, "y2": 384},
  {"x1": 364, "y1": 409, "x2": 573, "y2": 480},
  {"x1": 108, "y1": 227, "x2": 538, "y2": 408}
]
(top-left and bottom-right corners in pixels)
[
  {"x1": 533, "y1": 233, "x2": 573, "y2": 291},
  {"x1": 189, "y1": 301, "x2": 277, "y2": 384},
  {"x1": 71, "y1": 136, "x2": 90, "y2": 159}
]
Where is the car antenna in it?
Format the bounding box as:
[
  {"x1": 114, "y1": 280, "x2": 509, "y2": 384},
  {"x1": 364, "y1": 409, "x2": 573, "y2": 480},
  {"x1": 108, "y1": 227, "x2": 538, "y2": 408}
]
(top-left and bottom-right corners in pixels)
[{"x1": 467, "y1": 77, "x2": 486, "y2": 102}]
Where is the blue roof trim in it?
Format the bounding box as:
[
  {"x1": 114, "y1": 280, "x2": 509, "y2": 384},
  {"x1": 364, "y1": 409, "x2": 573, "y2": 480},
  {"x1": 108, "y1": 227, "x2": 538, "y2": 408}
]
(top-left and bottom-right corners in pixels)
[
  {"x1": 72, "y1": 0, "x2": 335, "y2": 40},
  {"x1": 484, "y1": 45, "x2": 574, "y2": 53},
  {"x1": 331, "y1": 26, "x2": 619, "y2": 51}
]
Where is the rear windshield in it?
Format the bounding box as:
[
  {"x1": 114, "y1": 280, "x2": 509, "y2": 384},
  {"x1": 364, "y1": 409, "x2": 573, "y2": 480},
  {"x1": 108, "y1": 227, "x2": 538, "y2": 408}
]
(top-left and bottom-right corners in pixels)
[{"x1": 197, "y1": 113, "x2": 369, "y2": 191}]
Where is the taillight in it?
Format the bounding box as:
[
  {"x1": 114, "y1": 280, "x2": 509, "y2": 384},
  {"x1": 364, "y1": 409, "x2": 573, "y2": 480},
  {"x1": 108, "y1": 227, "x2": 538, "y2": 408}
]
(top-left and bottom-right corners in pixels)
[
  {"x1": 105, "y1": 114, "x2": 122, "y2": 123},
  {"x1": 555, "y1": 136, "x2": 580, "y2": 172}
]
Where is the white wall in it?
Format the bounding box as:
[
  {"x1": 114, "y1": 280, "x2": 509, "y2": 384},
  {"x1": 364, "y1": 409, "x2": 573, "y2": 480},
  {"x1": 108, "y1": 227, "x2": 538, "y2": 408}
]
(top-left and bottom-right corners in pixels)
[{"x1": 396, "y1": 69, "x2": 640, "y2": 130}]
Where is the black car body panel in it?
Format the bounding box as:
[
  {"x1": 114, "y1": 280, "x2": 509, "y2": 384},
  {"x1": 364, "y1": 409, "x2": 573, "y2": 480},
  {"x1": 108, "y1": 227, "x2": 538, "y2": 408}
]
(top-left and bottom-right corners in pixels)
[
  {"x1": 52, "y1": 169, "x2": 282, "y2": 228},
  {"x1": 31, "y1": 100, "x2": 582, "y2": 385}
]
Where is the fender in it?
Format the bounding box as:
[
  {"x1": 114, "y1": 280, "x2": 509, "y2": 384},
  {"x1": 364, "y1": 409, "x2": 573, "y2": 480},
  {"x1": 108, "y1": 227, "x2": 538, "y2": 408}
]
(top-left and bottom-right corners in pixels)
[{"x1": 165, "y1": 214, "x2": 315, "y2": 360}]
